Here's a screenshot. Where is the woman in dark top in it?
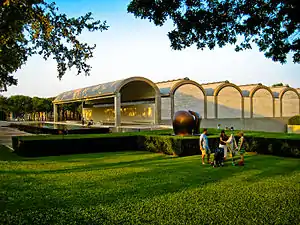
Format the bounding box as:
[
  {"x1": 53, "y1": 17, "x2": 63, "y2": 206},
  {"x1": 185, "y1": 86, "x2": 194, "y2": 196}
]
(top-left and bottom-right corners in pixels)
[{"x1": 219, "y1": 130, "x2": 228, "y2": 160}]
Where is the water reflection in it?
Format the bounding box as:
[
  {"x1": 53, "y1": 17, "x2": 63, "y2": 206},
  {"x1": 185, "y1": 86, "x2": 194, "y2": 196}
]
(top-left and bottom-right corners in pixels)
[{"x1": 27, "y1": 123, "x2": 84, "y2": 130}]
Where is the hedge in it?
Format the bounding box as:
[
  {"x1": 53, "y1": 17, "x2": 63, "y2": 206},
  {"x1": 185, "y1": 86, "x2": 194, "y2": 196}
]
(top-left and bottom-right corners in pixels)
[
  {"x1": 11, "y1": 133, "x2": 300, "y2": 158},
  {"x1": 288, "y1": 115, "x2": 300, "y2": 125},
  {"x1": 12, "y1": 136, "x2": 138, "y2": 157},
  {"x1": 140, "y1": 135, "x2": 300, "y2": 158}
]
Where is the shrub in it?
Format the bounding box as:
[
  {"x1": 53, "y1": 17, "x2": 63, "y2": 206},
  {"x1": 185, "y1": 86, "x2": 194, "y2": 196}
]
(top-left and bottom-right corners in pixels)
[
  {"x1": 288, "y1": 115, "x2": 300, "y2": 125},
  {"x1": 12, "y1": 135, "x2": 139, "y2": 157},
  {"x1": 245, "y1": 137, "x2": 300, "y2": 158},
  {"x1": 137, "y1": 135, "x2": 188, "y2": 156},
  {"x1": 11, "y1": 132, "x2": 300, "y2": 158}
]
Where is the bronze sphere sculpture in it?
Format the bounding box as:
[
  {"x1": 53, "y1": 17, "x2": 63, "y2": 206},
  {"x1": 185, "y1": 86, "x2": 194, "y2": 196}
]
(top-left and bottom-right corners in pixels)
[{"x1": 172, "y1": 110, "x2": 201, "y2": 136}]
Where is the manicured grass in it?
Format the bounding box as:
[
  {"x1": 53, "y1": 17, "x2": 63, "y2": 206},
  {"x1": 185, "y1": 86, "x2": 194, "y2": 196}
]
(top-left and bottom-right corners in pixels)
[{"x1": 0, "y1": 146, "x2": 299, "y2": 224}]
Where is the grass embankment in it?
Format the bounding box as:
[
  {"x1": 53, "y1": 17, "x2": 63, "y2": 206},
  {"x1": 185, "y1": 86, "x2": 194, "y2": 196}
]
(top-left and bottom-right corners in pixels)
[{"x1": 0, "y1": 146, "x2": 299, "y2": 225}]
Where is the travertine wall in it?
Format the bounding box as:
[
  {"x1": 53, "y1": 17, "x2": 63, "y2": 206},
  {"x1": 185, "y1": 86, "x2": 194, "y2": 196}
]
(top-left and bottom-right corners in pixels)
[
  {"x1": 217, "y1": 87, "x2": 242, "y2": 118},
  {"x1": 161, "y1": 97, "x2": 171, "y2": 120},
  {"x1": 161, "y1": 85, "x2": 299, "y2": 119},
  {"x1": 206, "y1": 96, "x2": 215, "y2": 119},
  {"x1": 252, "y1": 89, "x2": 273, "y2": 117},
  {"x1": 161, "y1": 117, "x2": 290, "y2": 133},
  {"x1": 174, "y1": 84, "x2": 205, "y2": 116},
  {"x1": 282, "y1": 91, "x2": 299, "y2": 117}
]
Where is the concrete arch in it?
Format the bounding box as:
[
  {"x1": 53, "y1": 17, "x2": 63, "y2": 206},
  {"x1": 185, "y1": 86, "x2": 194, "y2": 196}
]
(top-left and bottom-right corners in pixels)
[
  {"x1": 249, "y1": 85, "x2": 274, "y2": 99},
  {"x1": 170, "y1": 80, "x2": 206, "y2": 96},
  {"x1": 213, "y1": 82, "x2": 244, "y2": 97},
  {"x1": 250, "y1": 85, "x2": 275, "y2": 118},
  {"x1": 213, "y1": 82, "x2": 244, "y2": 119},
  {"x1": 114, "y1": 76, "x2": 161, "y2": 126},
  {"x1": 170, "y1": 80, "x2": 207, "y2": 119},
  {"x1": 279, "y1": 87, "x2": 300, "y2": 117},
  {"x1": 115, "y1": 76, "x2": 160, "y2": 95}
]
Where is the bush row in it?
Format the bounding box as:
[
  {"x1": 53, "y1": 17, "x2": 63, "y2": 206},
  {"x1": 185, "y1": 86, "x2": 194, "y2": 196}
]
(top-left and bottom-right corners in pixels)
[
  {"x1": 12, "y1": 133, "x2": 300, "y2": 158},
  {"x1": 288, "y1": 115, "x2": 300, "y2": 125},
  {"x1": 12, "y1": 136, "x2": 138, "y2": 157}
]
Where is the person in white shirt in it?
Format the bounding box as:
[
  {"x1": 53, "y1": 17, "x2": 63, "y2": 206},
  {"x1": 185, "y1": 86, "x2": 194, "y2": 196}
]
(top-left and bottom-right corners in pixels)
[{"x1": 199, "y1": 128, "x2": 211, "y2": 164}]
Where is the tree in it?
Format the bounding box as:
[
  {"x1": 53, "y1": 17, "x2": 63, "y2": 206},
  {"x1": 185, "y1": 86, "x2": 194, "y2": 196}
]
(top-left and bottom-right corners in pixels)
[
  {"x1": 128, "y1": 0, "x2": 299, "y2": 64},
  {"x1": 7, "y1": 95, "x2": 32, "y2": 118},
  {"x1": 1, "y1": 0, "x2": 108, "y2": 91},
  {"x1": 0, "y1": 95, "x2": 8, "y2": 112},
  {"x1": 32, "y1": 97, "x2": 44, "y2": 113},
  {"x1": 272, "y1": 83, "x2": 289, "y2": 87},
  {"x1": 43, "y1": 98, "x2": 53, "y2": 113}
]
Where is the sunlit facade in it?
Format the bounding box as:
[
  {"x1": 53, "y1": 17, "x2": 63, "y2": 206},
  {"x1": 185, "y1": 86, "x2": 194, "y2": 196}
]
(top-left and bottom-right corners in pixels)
[{"x1": 53, "y1": 77, "x2": 300, "y2": 126}]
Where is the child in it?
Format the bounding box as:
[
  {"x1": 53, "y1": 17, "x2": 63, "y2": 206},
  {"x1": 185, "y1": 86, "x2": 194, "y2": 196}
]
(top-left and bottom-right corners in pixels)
[
  {"x1": 237, "y1": 132, "x2": 246, "y2": 166},
  {"x1": 213, "y1": 147, "x2": 224, "y2": 167}
]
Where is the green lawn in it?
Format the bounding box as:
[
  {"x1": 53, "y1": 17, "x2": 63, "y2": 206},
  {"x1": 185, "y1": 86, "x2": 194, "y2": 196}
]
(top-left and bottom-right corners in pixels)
[{"x1": 0, "y1": 146, "x2": 300, "y2": 225}]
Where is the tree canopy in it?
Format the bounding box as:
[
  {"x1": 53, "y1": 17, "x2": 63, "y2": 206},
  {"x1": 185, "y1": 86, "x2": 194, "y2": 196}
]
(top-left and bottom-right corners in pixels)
[
  {"x1": 128, "y1": 0, "x2": 299, "y2": 64},
  {"x1": 0, "y1": 94, "x2": 81, "y2": 120},
  {"x1": 0, "y1": 0, "x2": 108, "y2": 91}
]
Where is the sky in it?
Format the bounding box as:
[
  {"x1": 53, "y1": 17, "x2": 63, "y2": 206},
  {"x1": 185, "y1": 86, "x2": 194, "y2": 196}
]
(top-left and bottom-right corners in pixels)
[{"x1": 3, "y1": 0, "x2": 300, "y2": 98}]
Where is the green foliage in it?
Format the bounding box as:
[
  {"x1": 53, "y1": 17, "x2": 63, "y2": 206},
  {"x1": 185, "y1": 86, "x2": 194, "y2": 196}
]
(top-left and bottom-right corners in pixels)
[
  {"x1": 0, "y1": 95, "x2": 8, "y2": 112},
  {"x1": 7, "y1": 95, "x2": 32, "y2": 117},
  {"x1": 0, "y1": 95, "x2": 79, "y2": 119},
  {"x1": 143, "y1": 135, "x2": 181, "y2": 155},
  {"x1": 288, "y1": 115, "x2": 300, "y2": 125},
  {"x1": 12, "y1": 135, "x2": 138, "y2": 157},
  {"x1": 272, "y1": 83, "x2": 284, "y2": 87},
  {"x1": 1, "y1": 0, "x2": 108, "y2": 90},
  {"x1": 0, "y1": 149, "x2": 300, "y2": 224},
  {"x1": 128, "y1": 0, "x2": 300, "y2": 64},
  {"x1": 32, "y1": 97, "x2": 51, "y2": 113}
]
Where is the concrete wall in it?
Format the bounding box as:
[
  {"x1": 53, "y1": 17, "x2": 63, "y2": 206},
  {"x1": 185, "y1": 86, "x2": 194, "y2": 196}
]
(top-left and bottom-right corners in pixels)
[
  {"x1": 161, "y1": 97, "x2": 171, "y2": 120},
  {"x1": 217, "y1": 87, "x2": 242, "y2": 118},
  {"x1": 83, "y1": 104, "x2": 155, "y2": 124},
  {"x1": 174, "y1": 84, "x2": 205, "y2": 116},
  {"x1": 282, "y1": 91, "x2": 300, "y2": 117},
  {"x1": 161, "y1": 117, "x2": 289, "y2": 133},
  {"x1": 160, "y1": 84, "x2": 299, "y2": 120},
  {"x1": 253, "y1": 89, "x2": 273, "y2": 117}
]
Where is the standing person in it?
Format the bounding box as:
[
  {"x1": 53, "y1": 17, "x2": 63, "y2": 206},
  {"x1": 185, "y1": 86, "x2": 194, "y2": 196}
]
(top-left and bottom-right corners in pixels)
[
  {"x1": 237, "y1": 132, "x2": 246, "y2": 166},
  {"x1": 200, "y1": 128, "x2": 211, "y2": 165},
  {"x1": 226, "y1": 132, "x2": 238, "y2": 166},
  {"x1": 219, "y1": 130, "x2": 228, "y2": 160}
]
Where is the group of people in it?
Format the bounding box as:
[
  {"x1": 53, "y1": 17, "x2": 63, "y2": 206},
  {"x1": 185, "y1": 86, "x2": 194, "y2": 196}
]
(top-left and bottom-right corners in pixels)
[{"x1": 199, "y1": 128, "x2": 246, "y2": 167}]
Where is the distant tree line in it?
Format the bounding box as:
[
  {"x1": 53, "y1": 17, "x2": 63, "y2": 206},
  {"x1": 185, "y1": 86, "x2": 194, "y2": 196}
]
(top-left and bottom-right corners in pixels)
[
  {"x1": 271, "y1": 83, "x2": 290, "y2": 87},
  {"x1": 0, "y1": 95, "x2": 82, "y2": 121}
]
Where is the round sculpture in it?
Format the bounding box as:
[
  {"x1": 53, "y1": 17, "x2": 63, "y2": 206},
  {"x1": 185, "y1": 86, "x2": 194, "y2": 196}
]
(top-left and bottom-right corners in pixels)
[{"x1": 172, "y1": 110, "x2": 202, "y2": 136}]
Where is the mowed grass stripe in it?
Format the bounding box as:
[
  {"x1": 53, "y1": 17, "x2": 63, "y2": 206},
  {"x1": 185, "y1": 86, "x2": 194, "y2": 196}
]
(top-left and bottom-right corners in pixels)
[{"x1": 0, "y1": 146, "x2": 299, "y2": 225}]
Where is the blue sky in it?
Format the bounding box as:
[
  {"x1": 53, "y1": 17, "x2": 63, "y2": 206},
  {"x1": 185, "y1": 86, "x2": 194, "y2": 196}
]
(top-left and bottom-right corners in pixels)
[{"x1": 3, "y1": 0, "x2": 300, "y2": 98}]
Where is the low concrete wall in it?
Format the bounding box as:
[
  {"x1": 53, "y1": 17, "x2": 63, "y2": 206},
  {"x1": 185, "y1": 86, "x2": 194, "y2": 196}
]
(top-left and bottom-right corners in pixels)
[
  {"x1": 287, "y1": 125, "x2": 300, "y2": 134},
  {"x1": 161, "y1": 117, "x2": 289, "y2": 133}
]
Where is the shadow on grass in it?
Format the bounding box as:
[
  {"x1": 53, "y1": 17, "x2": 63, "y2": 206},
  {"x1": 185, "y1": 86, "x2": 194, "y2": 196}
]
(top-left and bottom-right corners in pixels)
[
  {"x1": 0, "y1": 145, "x2": 23, "y2": 161},
  {"x1": 1, "y1": 151, "x2": 299, "y2": 213}
]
